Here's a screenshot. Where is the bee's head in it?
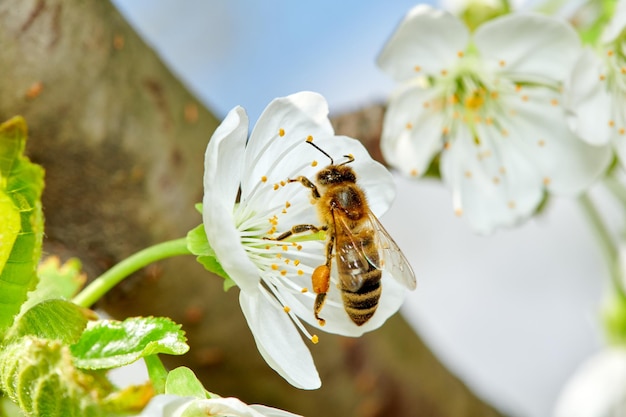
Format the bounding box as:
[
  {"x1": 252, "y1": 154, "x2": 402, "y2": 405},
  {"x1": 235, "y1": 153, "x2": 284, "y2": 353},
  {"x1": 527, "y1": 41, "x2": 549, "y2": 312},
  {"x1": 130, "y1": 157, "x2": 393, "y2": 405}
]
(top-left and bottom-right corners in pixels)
[
  {"x1": 306, "y1": 140, "x2": 356, "y2": 185},
  {"x1": 317, "y1": 164, "x2": 356, "y2": 185}
]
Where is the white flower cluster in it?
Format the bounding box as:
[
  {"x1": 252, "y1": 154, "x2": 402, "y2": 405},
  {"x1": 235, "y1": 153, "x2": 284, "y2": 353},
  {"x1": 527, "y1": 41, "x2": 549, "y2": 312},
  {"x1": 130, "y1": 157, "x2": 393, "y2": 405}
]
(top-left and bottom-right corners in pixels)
[{"x1": 377, "y1": 3, "x2": 623, "y2": 233}]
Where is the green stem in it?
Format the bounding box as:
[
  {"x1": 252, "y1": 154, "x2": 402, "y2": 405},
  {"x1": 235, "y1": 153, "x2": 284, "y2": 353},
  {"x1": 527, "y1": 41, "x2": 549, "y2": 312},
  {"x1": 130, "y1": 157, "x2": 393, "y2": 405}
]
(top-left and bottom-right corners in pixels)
[
  {"x1": 72, "y1": 238, "x2": 191, "y2": 308},
  {"x1": 579, "y1": 193, "x2": 626, "y2": 301},
  {"x1": 144, "y1": 355, "x2": 168, "y2": 395}
]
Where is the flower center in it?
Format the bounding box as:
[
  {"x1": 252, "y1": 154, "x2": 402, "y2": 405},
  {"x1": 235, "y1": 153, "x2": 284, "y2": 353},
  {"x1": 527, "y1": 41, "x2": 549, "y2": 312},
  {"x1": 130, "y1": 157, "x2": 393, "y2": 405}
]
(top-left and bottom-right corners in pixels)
[{"x1": 433, "y1": 55, "x2": 506, "y2": 141}]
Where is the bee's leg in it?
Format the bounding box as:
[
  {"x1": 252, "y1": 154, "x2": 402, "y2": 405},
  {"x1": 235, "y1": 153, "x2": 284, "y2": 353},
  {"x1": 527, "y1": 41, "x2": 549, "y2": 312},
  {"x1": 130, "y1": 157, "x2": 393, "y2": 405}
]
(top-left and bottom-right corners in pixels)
[
  {"x1": 312, "y1": 231, "x2": 335, "y2": 326},
  {"x1": 288, "y1": 176, "x2": 321, "y2": 199},
  {"x1": 270, "y1": 224, "x2": 328, "y2": 241}
]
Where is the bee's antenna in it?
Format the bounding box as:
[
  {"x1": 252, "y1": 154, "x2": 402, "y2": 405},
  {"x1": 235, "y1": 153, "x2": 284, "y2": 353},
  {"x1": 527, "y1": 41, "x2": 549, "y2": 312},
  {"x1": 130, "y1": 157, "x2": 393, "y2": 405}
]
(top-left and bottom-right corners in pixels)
[{"x1": 306, "y1": 140, "x2": 334, "y2": 165}]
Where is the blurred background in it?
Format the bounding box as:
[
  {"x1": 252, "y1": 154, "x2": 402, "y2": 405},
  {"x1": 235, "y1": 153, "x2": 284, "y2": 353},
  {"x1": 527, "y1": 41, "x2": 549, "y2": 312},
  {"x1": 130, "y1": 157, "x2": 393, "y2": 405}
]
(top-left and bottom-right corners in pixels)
[{"x1": 109, "y1": 1, "x2": 606, "y2": 416}]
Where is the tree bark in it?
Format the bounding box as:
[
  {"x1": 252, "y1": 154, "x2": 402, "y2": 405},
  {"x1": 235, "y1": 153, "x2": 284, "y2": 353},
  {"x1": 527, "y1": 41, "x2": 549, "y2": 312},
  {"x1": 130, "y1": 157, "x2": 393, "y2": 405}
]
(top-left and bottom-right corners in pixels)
[{"x1": 0, "y1": 1, "x2": 508, "y2": 416}]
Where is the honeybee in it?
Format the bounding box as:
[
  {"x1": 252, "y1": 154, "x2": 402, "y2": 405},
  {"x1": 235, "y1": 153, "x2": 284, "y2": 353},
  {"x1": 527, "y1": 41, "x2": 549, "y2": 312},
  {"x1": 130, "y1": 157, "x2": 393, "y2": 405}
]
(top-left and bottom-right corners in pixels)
[{"x1": 274, "y1": 140, "x2": 416, "y2": 326}]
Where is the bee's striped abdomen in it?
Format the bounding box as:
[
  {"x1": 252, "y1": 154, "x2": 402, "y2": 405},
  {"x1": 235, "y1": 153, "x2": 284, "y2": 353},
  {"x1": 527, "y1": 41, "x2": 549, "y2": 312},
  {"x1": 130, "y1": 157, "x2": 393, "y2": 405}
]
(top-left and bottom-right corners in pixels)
[{"x1": 341, "y1": 269, "x2": 382, "y2": 326}]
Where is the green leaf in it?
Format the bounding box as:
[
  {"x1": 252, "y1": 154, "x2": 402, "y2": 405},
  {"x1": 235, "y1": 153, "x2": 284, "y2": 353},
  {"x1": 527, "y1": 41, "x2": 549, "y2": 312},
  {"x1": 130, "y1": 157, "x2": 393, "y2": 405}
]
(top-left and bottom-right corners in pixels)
[
  {"x1": 16, "y1": 257, "x2": 86, "y2": 317},
  {"x1": 71, "y1": 317, "x2": 189, "y2": 370},
  {"x1": 0, "y1": 116, "x2": 45, "y2": 339},
  {"x1": 10, "y1": 299, "x2": 94, "y2": 344},
  {"x1": 165, "y1": 367, "x2": 207, "y2": 399},
  {"x1": 186, "y1": 224, "x2": 233, "y2": 288},
  {"x1": 0, "y1": 337, "x2": 110, "y2": 417}
]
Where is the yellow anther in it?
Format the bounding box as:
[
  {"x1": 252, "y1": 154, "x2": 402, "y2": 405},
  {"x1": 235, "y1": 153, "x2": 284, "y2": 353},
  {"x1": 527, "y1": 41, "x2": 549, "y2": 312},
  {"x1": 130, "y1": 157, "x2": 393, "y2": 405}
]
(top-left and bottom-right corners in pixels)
[
  {"x1": 301, "y1": 287, "x2": 308, "y2": 292},
  {"x1": 499, "y1": 60, "x2": 506, "y2": 67},
  {"x1": 283, "y1": 306, "x2": 291, "y2": 313},
  {"x1": 294, "y1": 259, "x2": 301, "y2": 266},
  {"x1": 273, "y1": 184, "x2": 279, "y2": 190},
  {"x1": 307, "y1": 135, "x2": 314, "y2": 142},
  {"x1": 457, "y1": 51, "x2": 464, "y2": 57},
  {"x1": 311, "y1": 160, "x2": 318, "y2": 167},
  {"x1": 538, "y1": 139, "x2": 546, "y2": 147},
  {"x1": 282, "y1": 245, "x2": 288, "y2": 251},
  {"x1": 454, "y1": 208, "x2": 463, "y2": 217},
  {"x1": 410, "y1": 169, "x2": 418, "y2": 177},
  {"x1": 298, "y1": 270, "x2": 304, "y2": 276},
  {"x1": 280, "y1": 270, "x2": 287, "y2": 276},
  {"x1": 279, "y1": 128, "x2": 285, "y2": 137},
  {"x1": 297, "y1": 245, "x2": 303, "y2": 251},
  {"x1": 550, "y1": 99, "x2": 559, "y2": 106},
  {"x1": 271, "y1": 264, "x2": 279, "y2": 270},
  {"x1": 311, "y1": 335, "x2": 319, "y2": 344},
  {"x1": 508, "y1": 201, "x2": 516, "y2": 209},
  {"x1": 285, "y1": 201, "x2": 291, "y2": 208},
  {"x1": 464, "y1": 94, "x2": 484, "y2": 110},
  {"x1": 261, "y1": 175, "x2": 268, "y2": 183},
  {"x1": 414, "y1": 65, "x2": 421, "y2": 72},
  {"x1": 406, "y1": 122, "x2": 413, "y2": 129}
]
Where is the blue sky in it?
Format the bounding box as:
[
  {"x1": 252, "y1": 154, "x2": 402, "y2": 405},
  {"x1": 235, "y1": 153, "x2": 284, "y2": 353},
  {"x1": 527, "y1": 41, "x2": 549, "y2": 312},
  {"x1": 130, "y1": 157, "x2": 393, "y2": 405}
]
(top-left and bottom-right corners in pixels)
[{"x1": 111, "y1": 0, "x2": 424, "y2": 121}]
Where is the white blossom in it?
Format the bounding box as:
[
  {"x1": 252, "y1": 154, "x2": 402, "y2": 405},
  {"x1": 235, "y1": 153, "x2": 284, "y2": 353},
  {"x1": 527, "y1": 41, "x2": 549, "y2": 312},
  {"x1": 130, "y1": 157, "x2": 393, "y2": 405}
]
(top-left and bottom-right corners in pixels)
[
  {"x1": 202, "y1": 92, "x2": 407, "y2": 388},
  {"x1": 554, "y1": 348, "x2": 626, "y2": 417},
  {"x1": 378, "y1": 5, "x2": 611, "y2": 233},
  {"x1": 138, "y1": 394, "x2": 302, "y2": 417},
  {"x1": 565, "y1": 0, "x2": 626, "y2": 165}
]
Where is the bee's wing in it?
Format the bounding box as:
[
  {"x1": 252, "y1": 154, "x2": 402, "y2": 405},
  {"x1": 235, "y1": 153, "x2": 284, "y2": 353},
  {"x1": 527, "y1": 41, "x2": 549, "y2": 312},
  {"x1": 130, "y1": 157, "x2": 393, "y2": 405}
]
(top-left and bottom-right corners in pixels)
[
  {"x1": 332, "y1": 209, "x2": 416, "y2": 291},
  {"x1": 364, "y1": 209, "x2": 417, "y2": 290},
  {"x1": 332, "y1": 211, "x2": 373, "y2": 292}
]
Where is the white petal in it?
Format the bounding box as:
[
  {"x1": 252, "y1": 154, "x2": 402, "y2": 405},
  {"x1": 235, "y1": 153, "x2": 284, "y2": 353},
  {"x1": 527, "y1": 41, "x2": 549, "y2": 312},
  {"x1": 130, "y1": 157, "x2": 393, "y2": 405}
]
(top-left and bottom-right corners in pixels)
[
  {"x1": 377, "y1": 4, "x2": 468, "y2": 81},
  {"x1": 380, "y1": 83, "x2": 445, "y2": 179},
  {"x1": 280, "y1": 266, "x2": 408, "y2": 337},
  {"x1": 564, "y1": 48, "x2": 613, "y2": 145},
  {"x1": 475, "y1": 13, "x2": 580, "y2": 83},
  {"x1": 241, "y1": 92, "x2": 335, "y2": 202},
  {"x1": 249, "y1": 405, "x2": 303, "y2": 417},
  {"x1": 184, "y1": 397, "x2": 302, "y2": 417},
  {"x1": 440, "y1": 125, "x2": 543, "y2": 233},
  {"x1": 610, "y1": 96, "x2": 626, "y2": 165},
  {"x1": 203, "y1": 107, "x2": 259, "y2": 293},
  {"x1": 137, "y1": 394, "x2": 194, "y2": 417},
  {"x1": 204, "y1": 106, "x2": 249, "y2": 207},
  {"x1": 602, "y1": 0, "x2": 626, "y2": 43},
  {"x1": 554, "y1": 348, "x2": 626, "y2": 417},
  {"x1": 504, "y1": 89, "x2": 611, "y2": 195},
  {"x1": 239, "y1": 290, "x2": 321, "y2": 390}
]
